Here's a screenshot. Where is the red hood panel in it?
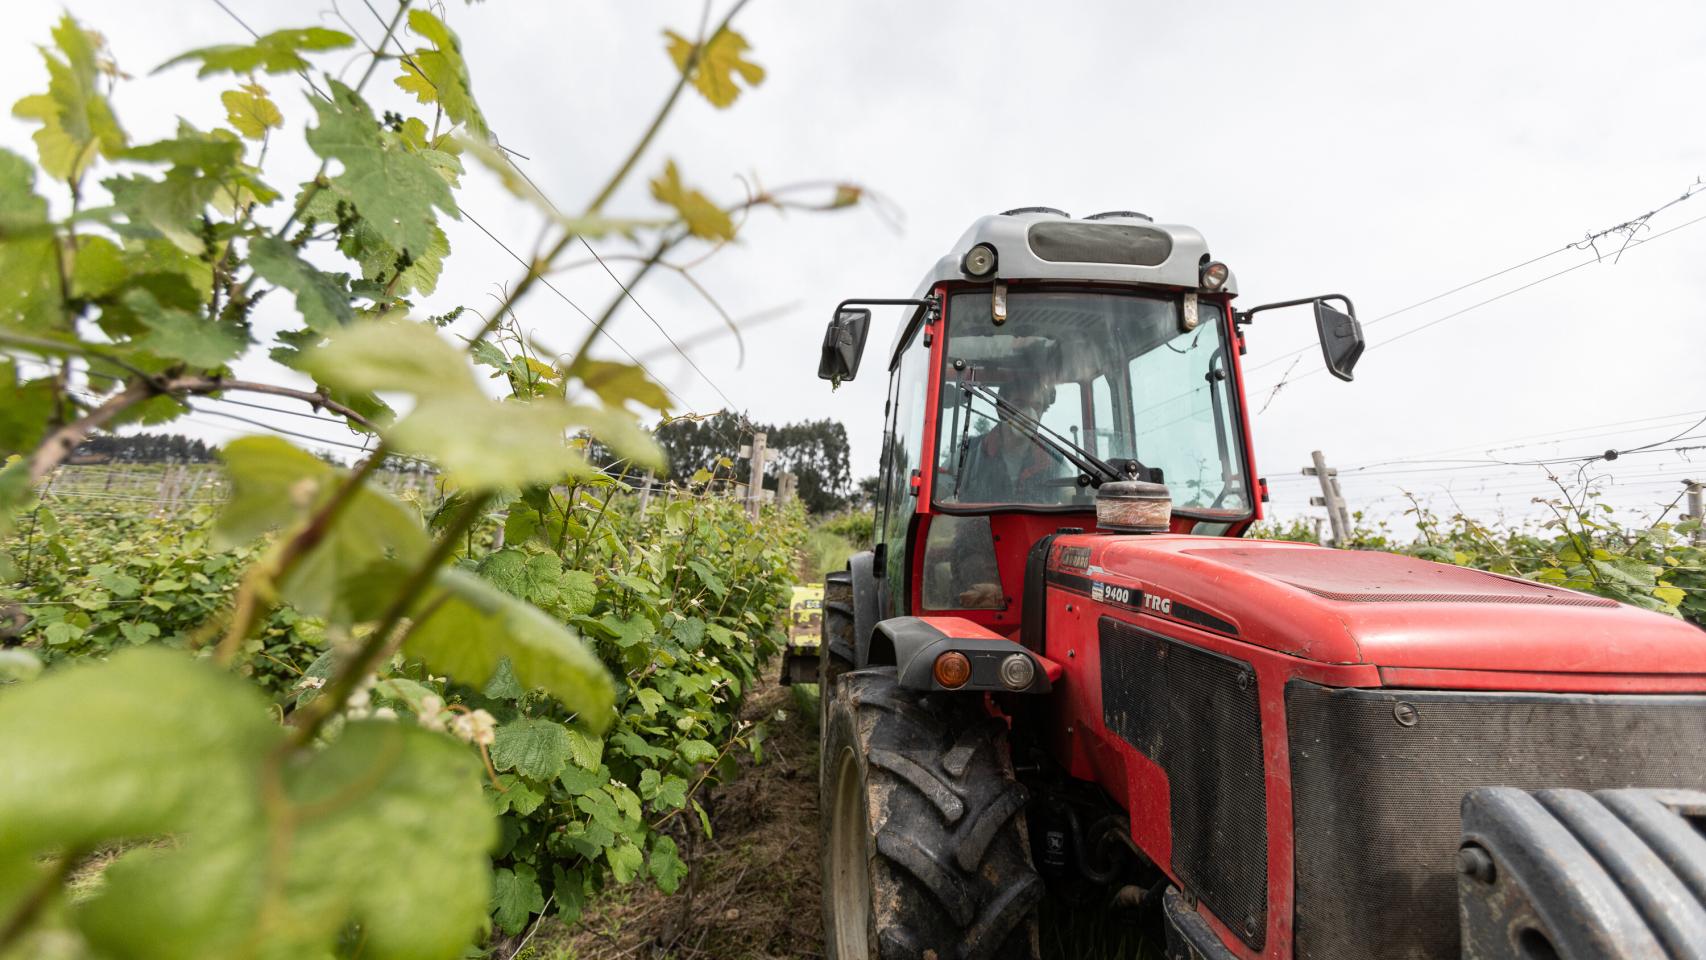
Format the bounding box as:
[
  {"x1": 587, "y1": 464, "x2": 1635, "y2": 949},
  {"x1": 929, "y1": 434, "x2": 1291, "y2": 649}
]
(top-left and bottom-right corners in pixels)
[{"x1": 1068, "y1": 535, "x2": 1706, "y2": 676}]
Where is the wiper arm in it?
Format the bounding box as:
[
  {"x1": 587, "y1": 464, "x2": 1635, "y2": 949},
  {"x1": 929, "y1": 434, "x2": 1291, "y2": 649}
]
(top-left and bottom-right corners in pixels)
[{"x1": 961, "y1": 381, "x2": 1124, "y2": 485}]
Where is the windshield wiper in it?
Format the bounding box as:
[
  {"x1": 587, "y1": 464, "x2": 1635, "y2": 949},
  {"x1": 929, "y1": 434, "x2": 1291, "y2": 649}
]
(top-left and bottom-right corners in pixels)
[{"x1": 959, "y1": 381, "x2": 1127, "y2": 486}]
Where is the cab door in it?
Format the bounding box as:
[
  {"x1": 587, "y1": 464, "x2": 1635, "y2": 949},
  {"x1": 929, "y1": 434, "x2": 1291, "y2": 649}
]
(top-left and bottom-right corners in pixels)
[{"x1": 874, "y1": 321, "x2": 932, "y2": 618}]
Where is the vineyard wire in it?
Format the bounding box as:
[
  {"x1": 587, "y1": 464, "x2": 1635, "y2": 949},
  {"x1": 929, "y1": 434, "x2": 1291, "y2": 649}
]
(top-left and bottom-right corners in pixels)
[
  {"x1": 1254, "y1": 208, "x2": 1706, "y2": 398},
  {"x1": 1246, "y1": 178, "x2": 1706, "y2": 376}
]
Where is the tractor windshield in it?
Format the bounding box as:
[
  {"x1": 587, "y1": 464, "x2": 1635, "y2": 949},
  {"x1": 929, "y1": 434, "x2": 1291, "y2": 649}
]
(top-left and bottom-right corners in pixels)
[{"x1": 934, "y1": 288, "x2": 1250, "y2": 515}]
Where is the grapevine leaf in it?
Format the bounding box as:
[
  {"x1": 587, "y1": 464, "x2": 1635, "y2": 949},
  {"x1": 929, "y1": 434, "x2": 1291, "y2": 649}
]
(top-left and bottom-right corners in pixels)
[
  {"x1": 221, "y1": 82, "x2": 282, "y2": 140},
  {"x1": 489, "y1": 864, "x2": 544, "y2": 935},
  {"x1": 157, "y1": 27, "x2": 354, "y2": 77},
  {"x1": 482, "y1": 658, "x2": 524, "y2": 700},
  {"x1": 306, "y1": 79, "x2": 457, "y2": 259},
  {"x1": 649, "y1": 159, "x2": 734, "y2": 241},
  {"x1": 77, "y1": 721, "x2": 493, "y2": 960},
  {"x1": 1654, "y1": 584, "x2": 1686, "y2": 607},
  {"x1": 246, "y1": 235, "x2": 352, "y2": 332},
  {"x1": 564, "y1": 725, "x2": 605, "y2": 770},
  {"x1": 664, "y1": 27, "x2": 765, "y2": 109},
  {"x1": 490, "y1": 717, "x2": 573, "y2": 781},
  {"x1": 653, "y1": 775, "x2": 689, "y2": 811},
  {"x1": 649, "y1": 835, "x2": 687, "y2": 893},
  {"x1": 687, "y1": 559, "x2": 727, "y2": 599},
  {"x1": 304, "y1": 318, "x2": 478, "y2": 397},
  {"x1": 0, "y1": 648, "x2": 278, "y2": 859},
  {"x1": 491, "y1": 774, "x2": 545, "y2": 816},
  {"x1": 477, "y1": 548, "x2": 529, "y2": 597},
  {"x1": 405, "y1": 568, "x2": 616, "y2": 728},
  {"x1": 394, "y1": 9, "x2": 487, "y2": 139},
  {"x1": 122, "y1": 288, "x2": 247, "y2": 368},
  {"x1": 387, "y1": 397, "x2": 602, "y2": 489},
  {"x1": 677, "y1": 739, "x2": 718, "y2": 765},
  {"x1": 0, "y1": 360, "x2": 57, "y2": 455},
  {"x1": 0, "y1": 148, "x2": 65, "y2": 331},
  {"x1": 567, "y1": 357, "x2": 672, "y2": 413},
  {"x1": 560, "y1": 570, "x2": 597, "y2": 618},
  {"x1": 215, "y1": 436, "x2": 429, "y2": 622},
  {"x1": 11, "y1": 15, "x2": 127, "y2": 183},
  {"x1": 605, "y1": 839, "x2": 643, "y2": 885}
]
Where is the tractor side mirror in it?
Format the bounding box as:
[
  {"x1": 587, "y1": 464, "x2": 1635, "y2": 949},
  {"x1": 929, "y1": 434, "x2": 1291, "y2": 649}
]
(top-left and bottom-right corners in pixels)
[
  {"x1": 819, "y1": 307, "x2": 872, "y2": 384},
  {"x1": 1312, "y1": 298, "x2": 1364, "y2": 382}
]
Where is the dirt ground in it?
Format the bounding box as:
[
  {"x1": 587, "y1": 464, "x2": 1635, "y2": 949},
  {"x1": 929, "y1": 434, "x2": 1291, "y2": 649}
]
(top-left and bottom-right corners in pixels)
[{"x1": 524, "y1": 679, "x2": 825, "y2": 960}]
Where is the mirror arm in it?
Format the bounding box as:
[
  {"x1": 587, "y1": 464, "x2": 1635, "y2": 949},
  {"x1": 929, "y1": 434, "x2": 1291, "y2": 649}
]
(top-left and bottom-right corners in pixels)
[
  {"x1": 1235, "y1": 293, "x2": 1356, "y2": 326},
  {"x1": 834, "y1": 295, "x2": 941, "y2": 329}
]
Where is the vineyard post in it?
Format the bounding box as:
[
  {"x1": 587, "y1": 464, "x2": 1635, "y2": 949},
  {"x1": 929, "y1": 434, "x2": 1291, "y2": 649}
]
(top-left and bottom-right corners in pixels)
[
  {"x1": 777, "y1": 471, "x2": 797, "y2": 508},
  {"x1": 1305, "y1": 450, "x2": 1351, "y2": 547},
  {"x1": 637, "y1": 470, "x2": 656, "y2": 518},
  {"x1": 742, "y1": 432, "x2": 768, "y2": 520},
  {"x1": 1685, "y1": 480, "x2": 1705, "y2": 546}
]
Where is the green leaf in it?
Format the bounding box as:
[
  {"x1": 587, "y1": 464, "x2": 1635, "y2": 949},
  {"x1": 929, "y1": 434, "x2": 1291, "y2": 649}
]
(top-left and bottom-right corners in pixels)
[
  {"x1": 606, "y1": 839, "x2": 643, "y2": 885},
  {"x1": 303, "y1": 318, "x2": 478, "y2": 398},
  {"x1": 634, "y1": 688, "x2": 665, "y2": 717},
  {"x1": 663, "y1": 26, "x2": 765, "y2": 109},
  {"x1": 119, "y1": 288, "x2": 246, "y2": 367},
  {"x1": 11, "y1": 15, "x2": 126, "y2": 182},
  {"x1": 393, "y1": 10, "x2": 487, "y2": 139},
  {"x1": 80, "y1": 721, "x2": 493, "y2": 960},
  {"x1": 653, "y1": 775, "x2": 689, "y2": 811},
  {"x1": 556, "y1": 763, "x2": 604, "y2": 796},
  {"x1": 158, "y1": 26, "x2": 354, "y2": 77},
  {"x1": 481, "y1": 657, "x2": 524, "y2": 700},
  {"x1": 215, "y1": 436, "x2": 429, "y2": 622},
  {"x1": 489, "y1": 863, "x2": 545, "y2": 935},
  {"x1": 247, "y1": 235, "x2": 351, "y2": 332},
  {"x1": 649, "y1": 159, "x2": 734, "y2": 241},
  {"x1": 0, "y1": 649, "x2": 277, "y2": 858},
  {"x1": 0, "y1": 360, "x2": 57, "y2": 456},
  {"x1": 489, "y1": 717, "x2": 574, "y2": 781},
  {"x1": 387, "y1": 396, "x2": 606, "y2": 489},
  {"x1": 405, "y1": 568, "x2": 615, "y2": 728},
  {"x1": 649, "y1": 835, "x2": 687, "y2": 893},
  {"x1": 564, "y1": 726, "x2": 605, "y2": 771},
  {"x1": 560, "y1": 569, "x2": 597, "y2": 618},
  {"x1": 1654, "y1": 584, "x2": 1686, "y2": 607},
  {"x1": 491, "y1": 774, "x2": 544, "y2": 817},
  {"x1": 306, "y1": 79, "x2": 457, "y2": 259},
  {"x1": 0, "y1": 149, "x2": 62, "y2": 332},
  {"x1": 687, "y1": 559, "x2": 727, "y2": 599},
  {"x1": 221, "y1": 82, "x2": 282, "y2": 139},
  {"x1": 677, "y1": 739, "x2": 718, "y2": 765}
]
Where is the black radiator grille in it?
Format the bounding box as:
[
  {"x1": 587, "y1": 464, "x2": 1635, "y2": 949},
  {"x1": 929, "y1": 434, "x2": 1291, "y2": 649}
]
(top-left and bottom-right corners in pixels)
[
  {"x1": 1101, "y1": 618, "x2": 1267, "y2": 950},
  {"x1": 1286, "y1": 681, "x2": 1706, "y2": 960}
]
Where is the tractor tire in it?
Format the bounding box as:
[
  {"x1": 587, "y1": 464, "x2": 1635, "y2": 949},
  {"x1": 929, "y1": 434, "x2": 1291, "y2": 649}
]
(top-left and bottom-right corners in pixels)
[
  {"x1": 821, "y1": 668, "x2": 1042, "y2": 960},
  {"x1": 819, "y1": 571, "x2": 856, "y2": 733}
]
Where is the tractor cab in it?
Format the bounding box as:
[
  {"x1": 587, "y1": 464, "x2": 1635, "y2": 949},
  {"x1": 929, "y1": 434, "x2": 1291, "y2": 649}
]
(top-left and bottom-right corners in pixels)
[{"x1": 817, "y1": 206, "x2": 1359, "y2": 632}]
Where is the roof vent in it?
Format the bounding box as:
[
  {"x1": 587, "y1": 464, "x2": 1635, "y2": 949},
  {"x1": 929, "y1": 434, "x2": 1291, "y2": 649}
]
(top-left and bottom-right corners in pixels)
[
  {"x1": 1085, "y1": 210, "x2": 1153, "y2": 222},
  {"x1": 1000, "y1": 206, "x2": 1069, "y2": 218}
]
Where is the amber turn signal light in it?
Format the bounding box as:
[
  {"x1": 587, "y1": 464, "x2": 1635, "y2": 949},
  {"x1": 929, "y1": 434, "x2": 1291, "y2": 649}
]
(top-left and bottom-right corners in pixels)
[{"x1": 933, "y1": 651, "x2": 972, "y2": 688}]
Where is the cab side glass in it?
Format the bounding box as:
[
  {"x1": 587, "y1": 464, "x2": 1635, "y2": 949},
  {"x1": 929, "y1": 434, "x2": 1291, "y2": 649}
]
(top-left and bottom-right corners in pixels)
[
  {"x1": 1314, "y1": 299, "x2": 1365, "y2": 382},
  {"x1": 818, "y1": 307, "x2": 872, "y2": 383}
]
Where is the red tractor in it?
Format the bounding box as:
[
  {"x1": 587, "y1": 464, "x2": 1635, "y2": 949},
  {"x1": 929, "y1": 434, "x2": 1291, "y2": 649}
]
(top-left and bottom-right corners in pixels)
[{"x1": 804, "y1": 207, "x2": 1706, "y2": 960}]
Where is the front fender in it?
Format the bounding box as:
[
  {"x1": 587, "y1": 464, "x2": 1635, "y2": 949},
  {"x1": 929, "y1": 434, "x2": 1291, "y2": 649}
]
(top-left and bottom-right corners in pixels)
[{"x1": 875, "y1": 616, "x2": 1060, "y2": 694}]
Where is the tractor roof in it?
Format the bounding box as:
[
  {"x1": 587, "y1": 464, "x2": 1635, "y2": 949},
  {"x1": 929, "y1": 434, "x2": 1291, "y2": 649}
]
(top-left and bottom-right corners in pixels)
[
  {"x1": 896, "y1": 207, "x2": 1237, "y2": 357},
  {"x1": 915, "y1": 208, "x2": 1236, "y2": 294}
]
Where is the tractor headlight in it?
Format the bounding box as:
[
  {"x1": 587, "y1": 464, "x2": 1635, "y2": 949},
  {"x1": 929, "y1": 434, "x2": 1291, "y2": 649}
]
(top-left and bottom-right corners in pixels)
[
  {"x1": 1200, "y1": 260, "x2": 1230, "y2": 292},
  {"x1": 961, "y1": 243, "x2": 999, "y2": 278},
  {"x1": 999, "y1": 653, "x2": 1036, "y2": 690}
]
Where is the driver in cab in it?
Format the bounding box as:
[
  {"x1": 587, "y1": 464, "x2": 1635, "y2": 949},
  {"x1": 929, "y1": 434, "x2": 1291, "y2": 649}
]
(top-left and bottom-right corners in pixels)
[{"x1": 957, "y1": 377, "x2": 1068, "y2": 505}]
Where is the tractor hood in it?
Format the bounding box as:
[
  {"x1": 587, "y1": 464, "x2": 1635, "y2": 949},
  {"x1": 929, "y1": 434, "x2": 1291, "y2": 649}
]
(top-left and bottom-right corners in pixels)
[{"x1": 1051, "y1": 533, "x2": 1706, "y2": 680}]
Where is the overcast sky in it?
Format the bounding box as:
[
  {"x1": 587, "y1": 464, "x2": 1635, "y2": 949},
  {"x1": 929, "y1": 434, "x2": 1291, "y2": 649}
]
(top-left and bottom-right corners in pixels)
[{"x1": 6, "y1": 1, "x2": 1705, "y2": 530}]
